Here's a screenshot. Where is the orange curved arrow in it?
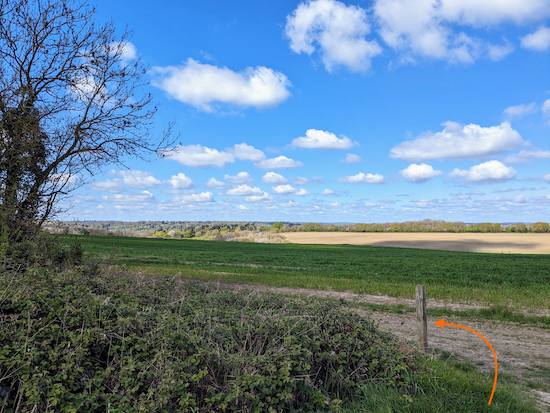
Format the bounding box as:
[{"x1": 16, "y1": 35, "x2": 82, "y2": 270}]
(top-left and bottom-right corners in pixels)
[{"x1": 435, "y1": 319, "x2": 498, "y2": 405}]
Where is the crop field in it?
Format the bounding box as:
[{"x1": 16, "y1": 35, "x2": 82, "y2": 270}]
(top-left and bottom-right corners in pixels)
[
  {"x1": 283, "y1": 232, "x2": 550, "y2": 254},
  {"x1": 79, "y1": 235, "x2": 550, "y2": 311}
]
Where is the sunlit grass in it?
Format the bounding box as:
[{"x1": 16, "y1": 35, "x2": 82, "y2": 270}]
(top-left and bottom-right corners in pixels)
[{"x1": 342, "y1": 357, "x2": 539, "y2": 412}]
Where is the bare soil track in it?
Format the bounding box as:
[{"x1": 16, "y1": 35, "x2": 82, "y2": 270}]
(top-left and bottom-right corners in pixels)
[
  {"x1": 283, "y1": 232, "x2": 550, "y2": 254},
  {"x1": 204, "y1": 281, "x2": 550, "y2": 411}
]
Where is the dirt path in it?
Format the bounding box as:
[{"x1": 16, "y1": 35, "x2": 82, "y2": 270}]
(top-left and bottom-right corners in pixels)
[
  {"x1": 283, "y1": 232, "x2": 550, "y2": 254},
  {"x1": 206, "y1": 281, "x2": 550, "y2": 411},
  {"x1": 218, "y1": 284, "x2": 550, "y2": 317},
  {"x1": 371, "y1": 311, "x2": 550, "y2": 412}
]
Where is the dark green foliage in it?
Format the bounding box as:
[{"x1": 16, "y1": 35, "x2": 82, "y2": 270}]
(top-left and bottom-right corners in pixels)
[
  {"x1": 1, "y1": 268, "x2": 417, "y2": 412},
  {"x1": 0, "y1": 105, "x2": 48, "y2": 241},
  {"x1": 1, "y1": 233, "x2": 83, "y2": 272}
]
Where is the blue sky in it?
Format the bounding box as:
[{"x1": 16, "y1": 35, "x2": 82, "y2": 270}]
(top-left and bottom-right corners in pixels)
[{"x1": 67, "y1": 0, "x2": 550, "y2": 223}]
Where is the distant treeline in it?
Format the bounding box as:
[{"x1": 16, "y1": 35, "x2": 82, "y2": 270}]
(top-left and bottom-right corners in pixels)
[
  {"x1": 44, "y1": 219, "x2": 550, "y2": 239},
  {"x1": 284, "y1": 220, "x2": 550, "y2": 233},
  {"x1": 44, "y1": 221, "x2": 287, "y2": 238}
]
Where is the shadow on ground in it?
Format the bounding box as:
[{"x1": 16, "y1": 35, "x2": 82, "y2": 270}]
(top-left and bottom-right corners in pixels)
[{"x1": 369, "y1": 240, "x2": 542, "y2": 253}]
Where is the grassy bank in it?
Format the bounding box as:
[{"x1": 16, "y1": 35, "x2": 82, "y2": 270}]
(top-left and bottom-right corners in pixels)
[
  {"x1": 79, "y1": 236, "x2": 550, "y2": 311},
  {"x1": 1, "y1": 265, "x2": 538, "y2": 412}
]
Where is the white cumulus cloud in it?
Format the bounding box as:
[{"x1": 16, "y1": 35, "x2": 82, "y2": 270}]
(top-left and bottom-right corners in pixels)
[
  {"x1": 291, "y1": 129, "x2": 355, "y2": 149},
  {"x1": 318, "y1": 188, "x2": 335, "y2": 195},
  {"x1": 285, "y1": 0, "x2": 382, "y2": 72},
  {"x1": 543, "y1": 99, "x2": 550, "y2": 118},
  {"x1": 295, "y1": 188, "x2": 312, "y2": 196},
  {"x1": 110, "y1": 41, "x2": 137, "y2": 63},
  {"x1": 292, "y1": 177, "x2": 311, "y2": 185},
  {"x1": 167, "y1": 145, "x2": 234, "y2": 168},
  {"x1": 226, "y1": 185, "x2": 264, "y2": 196},
  {"x1": 101, "y1": 191, "x2": 155, "y2": 204},
  {"x1": 281, "y1": 200, "x2": 300, "y2": 207},
  {"x1": 255, "y1": 156, "x2": 304, "y2": 169},
  {"x1": 272, "y1": 184, "x2": 298, "y2": 195},
  {"x1": 390, "y1": 121, "x2": 522, "y2": 161},
  {"x1": 272, "y1": 184, "x2": 312, "y2": 196},
  {"x1": 521, "y1": 26, "x2": 550, "y2": 51},
  {"x1": 504, "y1": 149, "x2": 550, "y2": 164},
  {"x1": 224, "y1": 171, "x2": 253, "y2": 184},
  {"x1": 262, "y1": 172, "x2": 288, "y2": 184},
  {"x1": 115, "y1": 170, "x2": 162, "y2": 190},
  {"x1": 176, "y1": 192, "x2": 214, "y2": 204},
  {"x1": 336, "y1": 172, "x2": 385, "y2": 184},
  {"x1": 49, "y1": 172, "x2": 79, "y2": 187},
  {"x1": 151, "y1": 58, "x2": 291, "y2": 112},
  {"x1": 245, "y1": 192, "x2": 274, "y2": 203},
  {"x1": 167, "y1": 173, "x2": 193, "y2": 189},
  {"x1": 229, "y1": 143, "x2": 266, "y2": 162},
  {"x1": 503, "y1": 102, "x2": 537, "y2": 118},
  {"x1": 487, "y1": 43, "x2": 515, "y2": 61},
  {"x1": 449, "y1": 160, "x2": 517, "y2": 184},
  {"x1": 70, "y1": 75, "x2": 107, "y2": 102},
  {"x1": 90, "y1": 179, "x2": 125, "y2": 193},
  {"x1": 342, "y1": 153, "x2": 362, "y2": 163},
  {"x1": 374, "y1": 0, "x2": 548, "y2": 63},
  {"x1": 204, "y1": 178, "x2": 228, "y2": 189},
  {"x1": 400, "y1": 163, "x2": 442, "y2": 183}
]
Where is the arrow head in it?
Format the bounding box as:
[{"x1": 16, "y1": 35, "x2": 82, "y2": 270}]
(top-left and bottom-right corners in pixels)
[{"x1": 435, "y1": 319, "x2": 445, "y2": 329}]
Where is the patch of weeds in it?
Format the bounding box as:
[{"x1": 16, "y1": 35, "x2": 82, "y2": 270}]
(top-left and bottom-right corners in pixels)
[
  {"x1": 498, "y1": 372, "x2": 521, "y2": 386},
  {"x1": 526, "y1": 381, "x2": 550, "y2": 392},
  {"x1": 350, "y1": 301, "x2": 550, "y2": 326},
  {"x1": 524, "y1": 364, "x2": 550, "y2": 386}
]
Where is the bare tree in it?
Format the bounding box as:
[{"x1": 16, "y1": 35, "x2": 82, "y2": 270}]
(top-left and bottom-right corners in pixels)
[{"x1": 0, "y1": 0, "x2": 174, "y2": 241}]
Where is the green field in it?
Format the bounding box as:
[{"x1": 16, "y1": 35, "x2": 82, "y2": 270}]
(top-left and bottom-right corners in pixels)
[{"x1": 79, "y1": 236, "x2": 550, "y2": 311}]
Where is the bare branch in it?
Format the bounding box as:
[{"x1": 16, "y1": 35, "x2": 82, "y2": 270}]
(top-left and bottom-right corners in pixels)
[{"x1": 0, "y1": 0, "x2": 175, "y2": 239}]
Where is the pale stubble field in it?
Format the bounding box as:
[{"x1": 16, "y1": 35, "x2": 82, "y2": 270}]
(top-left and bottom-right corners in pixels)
[{"x1": 283, "y1": 232, "x2": 550, "y2": 254}]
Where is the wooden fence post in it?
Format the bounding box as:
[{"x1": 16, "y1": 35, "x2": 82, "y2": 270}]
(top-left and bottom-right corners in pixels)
[{"x1": 416, "y1": 285, "x2": 428, "y2": 353}]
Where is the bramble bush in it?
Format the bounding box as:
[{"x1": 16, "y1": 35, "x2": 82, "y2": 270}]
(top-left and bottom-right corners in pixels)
[
  {"x1": 0, "y1": 232, "x2": 83, "y2": 272},
  {"x1": 1, "y1": 266, "x2": 418, "y2": 412}
]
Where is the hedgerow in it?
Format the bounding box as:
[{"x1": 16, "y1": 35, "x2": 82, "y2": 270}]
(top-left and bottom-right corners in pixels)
[{"x1": 0, "y1": 265, "x2": 418, "y2": 412}]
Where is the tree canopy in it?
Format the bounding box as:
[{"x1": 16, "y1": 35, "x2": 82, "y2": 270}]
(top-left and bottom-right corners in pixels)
[{"x1": 0, "y1": 0, "x2": 173, "y2": 241}]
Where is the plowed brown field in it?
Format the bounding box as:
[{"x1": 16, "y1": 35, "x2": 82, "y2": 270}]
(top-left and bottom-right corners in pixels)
[{"x1": 282, "y1": 232, "x2": 550, "y2": 254}]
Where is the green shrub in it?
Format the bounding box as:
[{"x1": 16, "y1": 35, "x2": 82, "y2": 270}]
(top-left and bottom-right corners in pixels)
[
  {"x1": 0, "y1": 269, "x2": 417, "y2": 412},
  {"x1": 1, "y1": 233, "x2": 83, "y2": 271}
]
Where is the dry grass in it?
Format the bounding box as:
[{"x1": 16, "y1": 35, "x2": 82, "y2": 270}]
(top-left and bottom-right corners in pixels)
[{"x1": 282, "y1": 232, "x2": 550, "y2": 254}]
